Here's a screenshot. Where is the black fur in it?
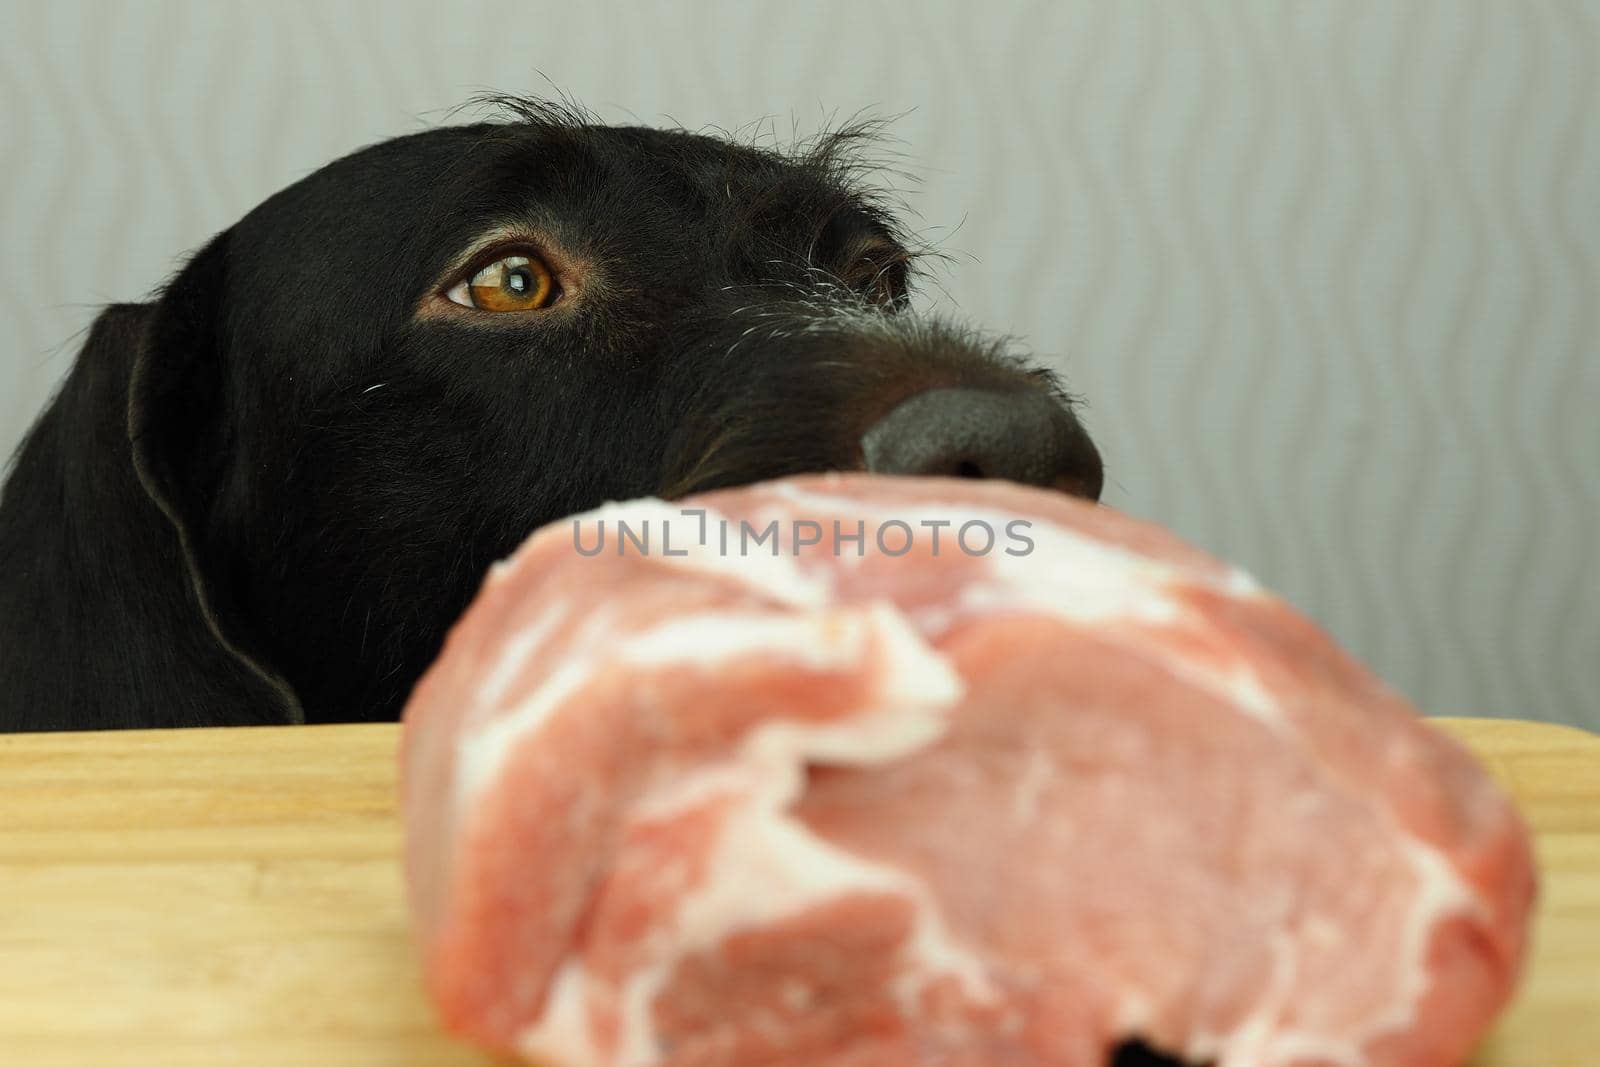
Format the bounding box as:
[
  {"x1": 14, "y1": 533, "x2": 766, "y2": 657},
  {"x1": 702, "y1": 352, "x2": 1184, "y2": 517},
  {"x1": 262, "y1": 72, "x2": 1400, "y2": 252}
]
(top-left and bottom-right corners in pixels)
[{"x1": 0, "y1": 102, "x2": 1100, "y2": 731}]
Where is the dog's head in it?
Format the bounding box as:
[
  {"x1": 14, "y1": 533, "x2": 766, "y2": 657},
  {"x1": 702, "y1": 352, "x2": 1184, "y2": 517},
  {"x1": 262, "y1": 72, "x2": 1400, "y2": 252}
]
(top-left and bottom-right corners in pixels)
[{"x1": 121, "y1": 101, "x2": 1103, "y2": 721}]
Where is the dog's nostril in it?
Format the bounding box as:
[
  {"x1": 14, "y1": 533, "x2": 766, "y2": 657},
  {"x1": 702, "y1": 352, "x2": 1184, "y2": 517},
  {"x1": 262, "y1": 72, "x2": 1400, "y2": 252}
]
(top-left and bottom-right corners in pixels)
[{"x1": 861, "y1": 387, "x2": 1103, "y2": 500}]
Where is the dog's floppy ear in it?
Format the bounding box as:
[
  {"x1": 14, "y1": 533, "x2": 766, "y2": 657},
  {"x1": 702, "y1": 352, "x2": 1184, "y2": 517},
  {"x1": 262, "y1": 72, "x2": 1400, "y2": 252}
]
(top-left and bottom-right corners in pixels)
[
  {"x1": 129, "y1": 234, "x2": 231, "y2": 533},
  {"x1": 127, "y1": 233, "x2": 304, "y2": 724}
]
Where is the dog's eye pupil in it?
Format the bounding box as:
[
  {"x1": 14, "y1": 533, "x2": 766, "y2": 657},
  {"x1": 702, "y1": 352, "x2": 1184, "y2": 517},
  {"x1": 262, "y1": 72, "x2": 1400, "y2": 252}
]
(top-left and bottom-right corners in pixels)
[{"x1": 460, "y1": 253, "x2": 558, "y2": 312}]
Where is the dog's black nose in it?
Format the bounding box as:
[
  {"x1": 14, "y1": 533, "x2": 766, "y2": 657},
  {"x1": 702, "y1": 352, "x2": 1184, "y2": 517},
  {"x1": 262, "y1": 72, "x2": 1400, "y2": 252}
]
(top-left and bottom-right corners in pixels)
[{"x1": 861, "y1": 387, "x2": 1104, "y2": 500}]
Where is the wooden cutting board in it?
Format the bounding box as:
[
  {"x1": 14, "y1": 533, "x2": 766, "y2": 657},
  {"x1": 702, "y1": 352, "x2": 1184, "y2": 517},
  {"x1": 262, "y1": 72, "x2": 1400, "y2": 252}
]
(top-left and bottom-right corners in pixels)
[{"x1": 0, "y1": 718, "x2": 1594, "y2": 1066}]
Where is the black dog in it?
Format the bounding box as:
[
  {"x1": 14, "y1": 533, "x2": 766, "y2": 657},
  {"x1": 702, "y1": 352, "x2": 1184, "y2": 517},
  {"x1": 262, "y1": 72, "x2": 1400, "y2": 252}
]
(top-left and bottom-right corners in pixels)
[{"x1": 0, "y1": 100, "x2": 1102, "y2": 732}]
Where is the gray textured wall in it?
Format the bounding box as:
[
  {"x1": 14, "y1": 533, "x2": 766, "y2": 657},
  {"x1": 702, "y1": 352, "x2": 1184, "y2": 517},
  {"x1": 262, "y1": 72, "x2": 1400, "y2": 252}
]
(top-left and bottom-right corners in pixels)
[{"x1": 2, "y1": 1, "x2": 1595, "y2": 727}]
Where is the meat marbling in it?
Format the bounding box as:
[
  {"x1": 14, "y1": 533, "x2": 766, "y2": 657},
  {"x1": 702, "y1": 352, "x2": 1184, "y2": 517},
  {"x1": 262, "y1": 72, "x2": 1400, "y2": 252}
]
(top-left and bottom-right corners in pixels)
[{"x1": 400, "y1": 474, "x2": 1535, "y2": 1067}]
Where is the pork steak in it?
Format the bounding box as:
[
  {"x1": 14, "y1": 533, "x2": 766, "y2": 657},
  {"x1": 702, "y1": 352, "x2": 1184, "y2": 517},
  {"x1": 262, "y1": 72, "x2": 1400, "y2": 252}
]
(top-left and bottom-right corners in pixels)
[{"x1": 400, "y1": 474, "x2": 1535, "y2": 1067}]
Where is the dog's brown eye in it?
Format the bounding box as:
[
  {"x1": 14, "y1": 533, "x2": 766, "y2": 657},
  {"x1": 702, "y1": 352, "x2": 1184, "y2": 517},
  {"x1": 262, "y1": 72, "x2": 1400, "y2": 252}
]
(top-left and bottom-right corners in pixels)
[
  {"x1": 447, "y1": 254, "x2": 559, "y2": 312},
  {"x1": 843, "y1": 246, "x2": 911, "y2": 308}
]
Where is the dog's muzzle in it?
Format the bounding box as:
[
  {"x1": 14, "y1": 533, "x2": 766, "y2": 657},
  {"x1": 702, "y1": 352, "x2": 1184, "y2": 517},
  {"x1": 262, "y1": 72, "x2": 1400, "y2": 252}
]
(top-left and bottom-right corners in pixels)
[{"x1": 657, "y1": 294, "x2": 1105, "y2": 503}]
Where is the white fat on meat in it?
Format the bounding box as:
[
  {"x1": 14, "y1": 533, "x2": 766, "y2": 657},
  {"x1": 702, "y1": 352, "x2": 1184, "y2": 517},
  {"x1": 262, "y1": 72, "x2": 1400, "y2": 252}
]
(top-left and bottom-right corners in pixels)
[{"x1": 517, "y1": 601, "x2": 977, "y2": 1067}]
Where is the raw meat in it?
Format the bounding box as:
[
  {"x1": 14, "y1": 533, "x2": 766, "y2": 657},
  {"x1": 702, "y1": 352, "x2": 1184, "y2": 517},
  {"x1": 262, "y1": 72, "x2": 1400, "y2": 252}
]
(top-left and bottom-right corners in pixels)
[{"x1": 400, "y1": 473, "x2": 1535, "y2": 1067}]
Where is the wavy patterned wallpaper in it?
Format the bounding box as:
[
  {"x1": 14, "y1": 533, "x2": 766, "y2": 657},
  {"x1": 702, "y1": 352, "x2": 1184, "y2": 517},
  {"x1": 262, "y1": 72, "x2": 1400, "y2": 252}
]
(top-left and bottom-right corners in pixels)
[{"x1": 2, "y1": 2, "x2": 1595, "y2": 727}]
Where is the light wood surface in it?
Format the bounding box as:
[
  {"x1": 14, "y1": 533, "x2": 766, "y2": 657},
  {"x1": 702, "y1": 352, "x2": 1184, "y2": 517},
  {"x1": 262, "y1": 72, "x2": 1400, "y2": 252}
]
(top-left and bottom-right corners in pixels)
[{"x1": 0, "y1": 717, "x2": 1594, "y2": 1066}]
